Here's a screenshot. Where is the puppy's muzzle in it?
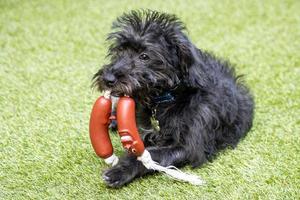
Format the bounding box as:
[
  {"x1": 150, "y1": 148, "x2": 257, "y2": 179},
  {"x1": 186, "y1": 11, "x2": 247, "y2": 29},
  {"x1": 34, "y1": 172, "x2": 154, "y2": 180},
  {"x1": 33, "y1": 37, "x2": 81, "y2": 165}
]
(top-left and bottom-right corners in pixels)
[{"x1": 103, "y1": 73, "x2": 117, "y2": 87}]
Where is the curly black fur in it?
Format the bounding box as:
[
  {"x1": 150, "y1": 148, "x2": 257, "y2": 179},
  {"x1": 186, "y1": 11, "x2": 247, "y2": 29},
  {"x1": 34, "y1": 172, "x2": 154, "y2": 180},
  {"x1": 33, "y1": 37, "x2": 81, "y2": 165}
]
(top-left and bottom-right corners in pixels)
[{"x1": 93, "y1": 10, "x2": 254, "y2": 188}]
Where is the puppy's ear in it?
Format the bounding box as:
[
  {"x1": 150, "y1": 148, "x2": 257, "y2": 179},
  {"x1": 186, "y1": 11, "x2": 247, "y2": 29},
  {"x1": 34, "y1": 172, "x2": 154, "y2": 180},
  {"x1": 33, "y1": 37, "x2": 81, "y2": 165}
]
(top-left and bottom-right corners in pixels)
[
  {"x1": 171, "y1": 33, "x2": 194, "y2": 83},
  {"x1": 172, "y1": 34, "x2": 209, "y2": 88},
  {"x1": 176, "y1": 39, "x2": 193, "y2": 76}
]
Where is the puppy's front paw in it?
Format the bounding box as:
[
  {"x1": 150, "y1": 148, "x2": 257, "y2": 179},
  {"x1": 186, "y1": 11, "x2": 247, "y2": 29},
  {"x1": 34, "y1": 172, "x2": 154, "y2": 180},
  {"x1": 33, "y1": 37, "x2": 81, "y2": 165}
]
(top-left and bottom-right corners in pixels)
[{"x1": 102, "y1": 166, "x2": 134, "y2": 188}]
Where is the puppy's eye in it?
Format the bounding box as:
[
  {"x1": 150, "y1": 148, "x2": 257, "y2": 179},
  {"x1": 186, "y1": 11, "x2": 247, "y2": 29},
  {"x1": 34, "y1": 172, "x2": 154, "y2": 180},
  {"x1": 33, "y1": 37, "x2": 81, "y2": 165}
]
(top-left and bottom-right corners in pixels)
[{"x1": 139, "y1": 53, "x2": 149, "y2": 60}]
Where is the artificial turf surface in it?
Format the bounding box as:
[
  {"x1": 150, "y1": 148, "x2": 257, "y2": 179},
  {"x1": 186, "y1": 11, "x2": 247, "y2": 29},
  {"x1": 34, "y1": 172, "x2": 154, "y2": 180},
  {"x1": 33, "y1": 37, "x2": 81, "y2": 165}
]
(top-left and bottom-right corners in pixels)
[{"x1": 0, "y1": 0, "x2": 299, "y2": 199}]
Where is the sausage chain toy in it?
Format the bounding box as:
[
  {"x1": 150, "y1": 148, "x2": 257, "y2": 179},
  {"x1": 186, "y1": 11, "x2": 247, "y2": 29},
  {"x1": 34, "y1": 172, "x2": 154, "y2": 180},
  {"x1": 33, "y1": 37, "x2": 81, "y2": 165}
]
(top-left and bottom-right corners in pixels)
[{"x1": 89, "y1": 91, "x2": 204, "y2": 185}]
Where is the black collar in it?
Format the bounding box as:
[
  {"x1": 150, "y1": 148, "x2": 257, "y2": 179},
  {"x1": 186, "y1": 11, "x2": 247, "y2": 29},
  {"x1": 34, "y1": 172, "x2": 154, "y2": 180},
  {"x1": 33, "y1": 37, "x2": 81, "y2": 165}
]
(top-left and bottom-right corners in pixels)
[
  {"x1": 152, "y1": 91, "x2": 176, "y2": 104},
  {"x1": 150, "y1": 81, "x2": 187, "y2": 106}
]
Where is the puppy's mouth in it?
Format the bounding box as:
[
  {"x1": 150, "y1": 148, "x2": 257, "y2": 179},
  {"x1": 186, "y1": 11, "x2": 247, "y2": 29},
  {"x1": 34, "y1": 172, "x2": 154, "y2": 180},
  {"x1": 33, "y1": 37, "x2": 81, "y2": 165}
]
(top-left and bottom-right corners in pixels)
[{"x1": 104, "y1": 82, "x2": 134, "y2": 97}]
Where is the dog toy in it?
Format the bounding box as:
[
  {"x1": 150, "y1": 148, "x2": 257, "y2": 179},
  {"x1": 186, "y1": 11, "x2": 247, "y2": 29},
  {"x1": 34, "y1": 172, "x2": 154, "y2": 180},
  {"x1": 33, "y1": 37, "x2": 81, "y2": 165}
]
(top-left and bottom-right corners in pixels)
[{"x1": 89, "y1": 91, "x2": 204, "y2": 185}]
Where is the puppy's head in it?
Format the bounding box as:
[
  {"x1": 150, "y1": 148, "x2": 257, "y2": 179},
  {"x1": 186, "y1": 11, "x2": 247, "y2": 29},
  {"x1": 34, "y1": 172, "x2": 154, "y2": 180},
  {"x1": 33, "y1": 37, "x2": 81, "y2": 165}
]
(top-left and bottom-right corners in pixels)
[{"x1": 93, "y1": 10, "x2": 193, "y2": 102}]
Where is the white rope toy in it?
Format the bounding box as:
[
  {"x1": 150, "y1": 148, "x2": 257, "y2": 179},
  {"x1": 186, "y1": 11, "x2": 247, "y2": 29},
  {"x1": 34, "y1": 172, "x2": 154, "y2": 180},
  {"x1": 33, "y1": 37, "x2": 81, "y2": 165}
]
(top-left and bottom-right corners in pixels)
[{"x1": 137, "y1": 149, "x2": 204, "y2": 185}]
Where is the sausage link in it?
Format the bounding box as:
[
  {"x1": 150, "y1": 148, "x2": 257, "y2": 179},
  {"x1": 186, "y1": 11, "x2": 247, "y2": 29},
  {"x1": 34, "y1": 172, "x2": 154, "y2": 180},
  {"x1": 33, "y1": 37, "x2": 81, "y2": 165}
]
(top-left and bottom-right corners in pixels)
[
  {"x1": 89, "y1": 96, "x2": 113, "y2": 158},
  {"x1": 117, "y1": 97, "x2": 145, "y2": 156}
]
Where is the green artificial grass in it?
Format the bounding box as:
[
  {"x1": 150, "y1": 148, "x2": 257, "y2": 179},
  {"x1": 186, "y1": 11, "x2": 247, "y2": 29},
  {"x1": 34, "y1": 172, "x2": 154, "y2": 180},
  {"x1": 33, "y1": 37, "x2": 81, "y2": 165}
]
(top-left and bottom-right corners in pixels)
[{"x1": 0, "y1": 0, "x2": 299, "y2": 199}]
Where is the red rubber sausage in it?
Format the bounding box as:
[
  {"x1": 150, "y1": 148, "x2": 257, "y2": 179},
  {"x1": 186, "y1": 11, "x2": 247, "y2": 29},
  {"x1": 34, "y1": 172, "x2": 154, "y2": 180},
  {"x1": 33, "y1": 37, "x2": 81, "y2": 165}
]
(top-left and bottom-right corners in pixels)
[
  {"x1": 117, "y1": 97, "x2": 145, "y2": 156},
  {"x1": 89, "y1": 96, "x2": 113, "y2": 158}
]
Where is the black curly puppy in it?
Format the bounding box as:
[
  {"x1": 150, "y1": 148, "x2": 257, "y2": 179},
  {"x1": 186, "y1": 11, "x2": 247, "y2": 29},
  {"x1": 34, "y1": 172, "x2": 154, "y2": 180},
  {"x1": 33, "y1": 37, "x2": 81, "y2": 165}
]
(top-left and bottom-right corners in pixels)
[{"x1": 93, "y1": 10, "x2": 254, "y2": 188}]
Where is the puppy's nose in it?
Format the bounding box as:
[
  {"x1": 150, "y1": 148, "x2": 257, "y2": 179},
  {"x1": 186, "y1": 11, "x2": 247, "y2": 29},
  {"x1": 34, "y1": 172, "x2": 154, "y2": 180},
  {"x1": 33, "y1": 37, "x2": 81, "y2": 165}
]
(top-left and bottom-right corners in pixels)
[{"x1": 103, "y1": 73, "x2": 117, "y2": 86}]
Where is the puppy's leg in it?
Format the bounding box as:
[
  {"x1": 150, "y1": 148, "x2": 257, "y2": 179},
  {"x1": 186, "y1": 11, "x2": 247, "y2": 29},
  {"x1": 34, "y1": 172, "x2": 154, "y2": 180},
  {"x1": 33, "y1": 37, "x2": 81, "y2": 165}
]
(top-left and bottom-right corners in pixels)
[
  {"x1": 103, "y1": 146, "x2": 188, "y2": 188},
  {"x1": 136, "y1": 104, "x2": 161, "y2": 147},
  {"x1": 141, "y1": 130, "x2": 160, "y2": 147}
]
